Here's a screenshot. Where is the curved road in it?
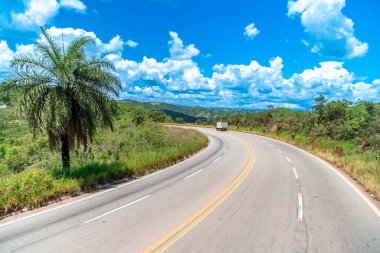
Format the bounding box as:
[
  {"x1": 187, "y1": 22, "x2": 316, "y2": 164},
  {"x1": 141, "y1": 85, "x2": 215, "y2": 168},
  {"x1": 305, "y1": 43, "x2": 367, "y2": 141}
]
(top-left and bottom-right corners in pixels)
[{"x1": 0, "y1": 128, "x2": 379, "y2": 252}]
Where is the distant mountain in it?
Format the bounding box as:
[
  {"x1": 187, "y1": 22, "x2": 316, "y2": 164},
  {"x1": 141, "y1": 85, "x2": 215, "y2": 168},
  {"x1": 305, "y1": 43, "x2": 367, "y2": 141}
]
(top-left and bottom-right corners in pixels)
[{"x1": 119, "y1": 99, "x2": 250, "y2": 121}]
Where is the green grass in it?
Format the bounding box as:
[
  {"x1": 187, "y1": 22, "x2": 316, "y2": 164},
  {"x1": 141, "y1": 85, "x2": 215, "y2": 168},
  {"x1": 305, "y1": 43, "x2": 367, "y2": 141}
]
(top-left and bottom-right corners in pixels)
[{"x1": 0, "y1": 105, "x2": 208, "y2": 215}]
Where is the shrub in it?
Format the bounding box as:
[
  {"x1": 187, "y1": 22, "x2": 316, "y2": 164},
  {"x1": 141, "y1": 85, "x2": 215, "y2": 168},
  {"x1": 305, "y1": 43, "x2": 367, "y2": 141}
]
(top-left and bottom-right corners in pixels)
[{"x1": 0, "y1": 168, "x2": 80, "y2": 213}]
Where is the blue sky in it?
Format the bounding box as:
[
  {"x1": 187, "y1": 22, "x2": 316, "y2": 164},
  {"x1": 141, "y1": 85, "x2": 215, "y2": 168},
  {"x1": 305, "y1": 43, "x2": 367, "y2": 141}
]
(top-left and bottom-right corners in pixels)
[{"x1": 0, "y1": 0, "x2": 379, "y2": 109}]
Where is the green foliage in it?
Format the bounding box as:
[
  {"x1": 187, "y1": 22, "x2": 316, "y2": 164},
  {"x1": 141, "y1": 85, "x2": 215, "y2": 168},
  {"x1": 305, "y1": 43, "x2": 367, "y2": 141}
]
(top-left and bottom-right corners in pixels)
[
  {"x1": 0, "y1": 102, "x2": 207, "y2": 213},
  {"x1": 0, "y1": 168, "x2": 80, "y2": 213},
  {"x1": 1, "y1": 27, "x2": 121, "y2": 169},
  {"x1": 0, "y1": 90, "x2": 11, "y2": 105},
  {"x1": 209, "y1": 97, "x2": 380, "y2": 150},
  {"x1": 175, "y1": 117, "x2": 185, "y2": 124},
  {"x1": 149, "y1": 110, "x2": 169, "y2": 123}
]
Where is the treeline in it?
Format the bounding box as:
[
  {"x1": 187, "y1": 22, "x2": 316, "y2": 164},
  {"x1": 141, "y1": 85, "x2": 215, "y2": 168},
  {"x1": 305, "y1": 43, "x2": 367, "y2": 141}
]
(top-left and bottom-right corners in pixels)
[{"x1": 197, "y1": 96, "x2": 380, "y2": 150}]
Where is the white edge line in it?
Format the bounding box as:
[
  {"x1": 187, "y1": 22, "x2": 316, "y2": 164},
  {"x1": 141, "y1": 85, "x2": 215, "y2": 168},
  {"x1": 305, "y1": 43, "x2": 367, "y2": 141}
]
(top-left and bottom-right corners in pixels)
[
  {"x1": 285, "y1": 156, "x2": 291, "y2": 163},
  {"x1": 83, "y1": 195, "x2": 150, "y2": 224},
  {"x1": 0, "y1": 188, "x2": 115, "y2": 228},
  {"x1": 212, "y1": 156, "x2": 222, "y2": 163},
  {"x1": 253, "y1": 134, "x2": 380, "y2": 219},
  {"x1": 298, "y1": 193, "x2": 303, "y2": 221},
  {"x1": 0, "y1": 134, "x2": 213, "y2": 228},
  {"x1": 292, "y1": 167, "x2": 299, "y2": 180},
  {"x1": 184, "y1": 169, "x2": 203, "y2": 180}
]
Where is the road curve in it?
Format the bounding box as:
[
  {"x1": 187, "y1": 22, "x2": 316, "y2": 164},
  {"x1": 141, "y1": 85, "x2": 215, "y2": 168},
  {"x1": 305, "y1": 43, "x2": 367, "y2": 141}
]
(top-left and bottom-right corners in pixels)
[{"x1": 0, "y1": 127, "x2": 379, "y2": 253}]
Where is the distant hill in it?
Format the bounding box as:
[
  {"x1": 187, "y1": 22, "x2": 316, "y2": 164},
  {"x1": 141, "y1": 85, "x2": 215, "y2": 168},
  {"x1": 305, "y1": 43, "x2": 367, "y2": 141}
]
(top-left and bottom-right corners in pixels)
[
  {"x1": 119, "y1": 99, "x2": 250, "y2": 122},
  {"x1": 161, "y1": 110, "x2": 202, "y2": 122}
]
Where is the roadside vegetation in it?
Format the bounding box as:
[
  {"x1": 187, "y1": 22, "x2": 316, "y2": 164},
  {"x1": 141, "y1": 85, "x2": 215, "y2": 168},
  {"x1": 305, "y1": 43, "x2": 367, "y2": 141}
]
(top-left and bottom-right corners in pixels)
[
  {"x1": 0, "y1": 103, "x2": 207, "y2": 214},
  {"x1": 0, "y1": 28, "x2": 207, "y2": 215},
  {"x1": 195, "y1": 97, "x2": 380, "y2": 199}
]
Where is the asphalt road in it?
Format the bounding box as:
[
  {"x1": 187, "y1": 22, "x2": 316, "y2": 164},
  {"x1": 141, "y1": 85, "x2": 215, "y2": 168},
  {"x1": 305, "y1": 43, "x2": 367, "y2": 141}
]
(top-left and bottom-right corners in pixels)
[{"x1": 0, "y1": 128, "x2": 379, "y2": 253}]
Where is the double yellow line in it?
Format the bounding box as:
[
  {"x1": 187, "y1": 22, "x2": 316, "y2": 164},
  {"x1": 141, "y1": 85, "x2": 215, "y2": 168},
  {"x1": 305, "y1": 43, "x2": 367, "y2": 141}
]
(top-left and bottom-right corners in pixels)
[{"x1": 143, "y1": 136, "x2": 255, "y2": 253}]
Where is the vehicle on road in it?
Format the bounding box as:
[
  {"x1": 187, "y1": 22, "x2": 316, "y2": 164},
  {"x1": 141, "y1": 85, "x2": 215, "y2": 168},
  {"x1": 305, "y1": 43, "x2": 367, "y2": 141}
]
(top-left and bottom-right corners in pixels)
[{"x1": 216, "y1": 121, "x2": 228, "y2": 131}]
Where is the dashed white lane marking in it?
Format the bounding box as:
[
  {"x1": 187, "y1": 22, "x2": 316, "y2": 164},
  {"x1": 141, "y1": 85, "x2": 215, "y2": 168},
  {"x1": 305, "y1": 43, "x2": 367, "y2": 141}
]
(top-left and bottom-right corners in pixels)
[
  {"x1": 256, "y1": 134, "x2": 380, "y2": 218},
  {"x1": 0, "y1": 137, "x2": 213, "y2": 228},
  {"x1": 285, "y1": 156, "x2": 291, "y2": 163},
  {"x1": 292, "y1": 167, "x2": 299, "y2": 179},
  {"x1": 184, "y1": 169, "x2": 204, "y2": 180},
  {"x1": 212, "y1": 156, "x2": 222, "y2": 163},
  {"x1": 83, "y1": 195, "x2": 151, "y2": 224},
  {"x1": 298, "y1": 193, "x2": 304, "y2": 221},
  {"x1": 277, "y1": 148, "x2": 283, "y2": 153}
]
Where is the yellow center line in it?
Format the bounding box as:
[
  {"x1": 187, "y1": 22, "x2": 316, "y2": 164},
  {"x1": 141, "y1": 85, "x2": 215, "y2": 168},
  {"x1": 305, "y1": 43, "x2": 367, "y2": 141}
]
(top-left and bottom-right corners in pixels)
[{"x1": 143, "y1": 135, "x2": 255, "y2": 253}]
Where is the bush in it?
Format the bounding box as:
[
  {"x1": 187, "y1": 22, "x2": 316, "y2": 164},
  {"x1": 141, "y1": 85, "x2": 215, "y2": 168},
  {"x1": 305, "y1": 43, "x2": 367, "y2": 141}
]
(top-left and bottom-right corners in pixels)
[
  {"x1": 0, "y1": 168, "x2": 80, "y2": 213},
  {"x1": 4, "y1": 146, "x2": 30, "y2": 172},
  {"x1": 175, "y1": 117, "x2": 185, "y2": 124}
]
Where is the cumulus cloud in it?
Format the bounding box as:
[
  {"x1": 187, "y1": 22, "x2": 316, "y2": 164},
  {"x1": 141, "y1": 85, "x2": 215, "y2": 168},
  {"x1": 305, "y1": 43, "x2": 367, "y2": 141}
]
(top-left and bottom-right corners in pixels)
[
  {"x1": 60, "y1": 0, "x2": 87, "y2": 13},
  {"x1": 1, "y1": 27, "x2": 379, "y2": 109},
  {"x1": 288, "y1": 0, "x2": 368, "y2": 59},
  {"x1": 291, "y1": 61, "x2": 354, "y2": 100},
  {"x1": 10, "y1": 0, "x2": 60, "y2": 30},
  {"x1": 244, "y1": 23, "x2": 260, "y2": 39},
  {"x1": 168, "y1": 31, "x2": 200, "y2": 60},
  {"x1": 44, "y1": 27, "x2": 135, "y2": 54},
  {"x1": 105, "y1": 31, "x2": 379, "y2": 108},
  {"x1": 3, "y1": 0, "x2": 87, "y2": 32},
  {"x1": 100, "y1": 35, "x2": 125, "y2": 53}
]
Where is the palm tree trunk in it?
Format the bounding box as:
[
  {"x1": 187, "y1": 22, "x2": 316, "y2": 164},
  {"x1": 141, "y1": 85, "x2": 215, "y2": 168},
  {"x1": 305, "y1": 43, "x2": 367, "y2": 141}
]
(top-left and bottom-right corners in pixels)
[{"x1": 61, "y1": 134, "x2": 70, "y2": 169}]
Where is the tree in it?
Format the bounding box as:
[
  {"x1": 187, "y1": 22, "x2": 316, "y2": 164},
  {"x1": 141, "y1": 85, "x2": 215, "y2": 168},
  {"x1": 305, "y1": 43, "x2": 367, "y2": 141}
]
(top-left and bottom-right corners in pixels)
[
  {"x1": 1, "y1": 27, "x2": 121, "y2": 169},
  {"x1": 175, "y1": 117, "x2": 185, "y2": 124},
  {"x1": 313, "y1": 95, "x2": 327, "y2": 123},
  {"x1": 149, "y1": 110, "x2": 167, "y2": 123}
]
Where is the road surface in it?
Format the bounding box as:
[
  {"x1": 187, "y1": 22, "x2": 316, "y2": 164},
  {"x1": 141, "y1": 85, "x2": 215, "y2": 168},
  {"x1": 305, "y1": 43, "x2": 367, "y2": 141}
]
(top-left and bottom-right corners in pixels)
[{"x1": 0, "y1": 128, "x2": 379, "y2": 253}]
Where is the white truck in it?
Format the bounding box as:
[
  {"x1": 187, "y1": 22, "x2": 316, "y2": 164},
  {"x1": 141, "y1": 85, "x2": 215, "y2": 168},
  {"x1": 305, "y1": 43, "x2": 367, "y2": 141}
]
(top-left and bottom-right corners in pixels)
[{"x1": 216, "y1": 122, "x2": 228, "y2": 131}]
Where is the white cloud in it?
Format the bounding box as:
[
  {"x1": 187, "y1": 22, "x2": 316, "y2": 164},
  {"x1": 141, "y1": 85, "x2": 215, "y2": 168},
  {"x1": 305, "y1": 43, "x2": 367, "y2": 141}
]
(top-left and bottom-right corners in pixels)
[
  {"x1": 1, "y1": 27, "x2": 379, "y2": 109},
  {"x1": 291, "y1": 61, "x2": 355, "y2": 100},
  {"x1": 45, "y1": 27, "x2": 134, "y2": 54},
  {"x1": 288, "y1": 0, "x2": 368, "y2": 59},
  {"x1": 100, "y1": 35, "x2": 125, "y2": 53},
  {"x1": 168, "y1": 31, "x2": 199, "y2": 60},
  {"x1": 11, "y1": 0, "x2": 60, "y2": 30},
  {"x1": 0, "y1": 41, "x2": 14, "y2": 71},
  {"x1": 95, "y1": 32, "x2": 380, "y2": 108},
  {"x1": 126, "y1": 40, "x2": 138, "y2": 48},
  {"x1": 244, "y1": 23, "x2": 260, "y2": 39},
  {"x1": 60, "y1": 0, "x2": 87, "y2": 13},
  {"x1": 15, "y1": 44, "x2": 35, "y2": 55},
  {"x1": 6, "y1": 0, "x2": 87, "y2": 31}
]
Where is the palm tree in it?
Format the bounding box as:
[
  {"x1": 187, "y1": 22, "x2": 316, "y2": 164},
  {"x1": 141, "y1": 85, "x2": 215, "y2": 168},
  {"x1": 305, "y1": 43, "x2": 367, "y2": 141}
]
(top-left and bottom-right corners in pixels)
[{"x1": 1, "y1": 27, "x2": 121, "y2": 169}]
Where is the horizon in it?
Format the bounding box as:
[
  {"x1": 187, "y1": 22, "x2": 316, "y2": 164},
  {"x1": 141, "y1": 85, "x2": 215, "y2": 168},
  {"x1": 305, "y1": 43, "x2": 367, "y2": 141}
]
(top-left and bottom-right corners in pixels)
[{"x1": 1, "y1": 0, "x2": 379, "y2": 109}]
